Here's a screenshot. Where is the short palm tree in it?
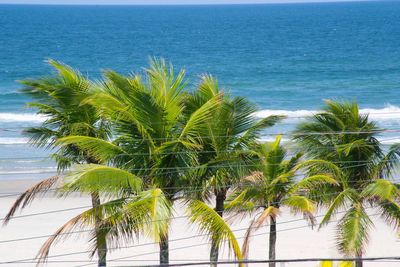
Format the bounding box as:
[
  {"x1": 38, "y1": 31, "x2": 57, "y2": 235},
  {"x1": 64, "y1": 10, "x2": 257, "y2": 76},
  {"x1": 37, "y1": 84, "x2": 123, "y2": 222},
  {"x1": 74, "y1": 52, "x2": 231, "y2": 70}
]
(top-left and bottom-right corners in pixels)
[
  {"x1": 294, "y1": 100, "x2": 400, "y2": 267},
  {"x1": 3, "y1": 60, "x2": 111, "y2": 267},
  {"x1": 41, "y1": 59, "x2": 242, "y2": 265},
  {"x1": 185, "y1": 75, "x2": 284, "y2": 264},
  {"x1": 226, "y1": 135, "x2": 338, "y2": 267}
]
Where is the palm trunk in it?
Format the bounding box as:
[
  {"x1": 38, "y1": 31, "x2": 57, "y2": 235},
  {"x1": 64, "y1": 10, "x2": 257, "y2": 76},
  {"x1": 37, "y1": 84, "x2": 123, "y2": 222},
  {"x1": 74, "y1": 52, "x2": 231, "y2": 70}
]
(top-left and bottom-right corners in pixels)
[
  {"x1": 210, "y1": 240, "x2": 219, "y2": 267},
  {"x1": 355, "y1": 251, "x2": 363, "y2": 267},
  {"x1": 91, "y1": 192, "x2": 107, "y2": 267},
  {"x1": 160, "y1": 233, "x2": 169, "y2": 265},
  {"x1": 87, "y1": 157, "x2": 107, "y2": 267},
  {"x1": 210, "y1": 190, "x2": 226, "y2": 266},
  {"x1": 268, "y1": 216, "x2": 277, "y2": 267}
]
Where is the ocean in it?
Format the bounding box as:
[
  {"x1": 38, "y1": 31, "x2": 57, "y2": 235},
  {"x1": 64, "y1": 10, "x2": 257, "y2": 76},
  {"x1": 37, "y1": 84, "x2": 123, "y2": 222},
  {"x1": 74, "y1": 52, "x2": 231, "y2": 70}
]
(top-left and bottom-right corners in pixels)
[{"x1": 0, "y1": 1, "x2": 400, "y2": 179}]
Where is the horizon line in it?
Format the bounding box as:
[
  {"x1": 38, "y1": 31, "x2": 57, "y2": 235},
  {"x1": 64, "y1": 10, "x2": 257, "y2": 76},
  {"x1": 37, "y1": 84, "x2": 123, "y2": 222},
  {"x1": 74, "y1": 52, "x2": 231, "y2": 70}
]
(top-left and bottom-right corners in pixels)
[{"x1": 0, "y1": 0, "x2": 376, "y2": 7}]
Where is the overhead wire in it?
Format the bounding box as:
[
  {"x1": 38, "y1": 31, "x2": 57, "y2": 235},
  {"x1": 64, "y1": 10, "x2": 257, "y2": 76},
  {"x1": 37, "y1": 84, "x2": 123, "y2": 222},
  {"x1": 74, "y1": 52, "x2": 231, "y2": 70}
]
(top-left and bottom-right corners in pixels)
[
  {"x1": 0, "y1": 191, "x2": 380, "y2": 245},
  {"x1": 1, "y1": 159, "x2": 400, "y2": 199},
  {"x1": 0, "y1": 208, "x2": 379, "y2": 265},
  {"x1": 120, "y1": 256, "x2": 400, "y2": 267},
  {"x1": 2, "y1": 127, "x2": 400, "y2": 145},
  {"x1": 80, "y1": 211, "x2": 382, "y2": 267}
]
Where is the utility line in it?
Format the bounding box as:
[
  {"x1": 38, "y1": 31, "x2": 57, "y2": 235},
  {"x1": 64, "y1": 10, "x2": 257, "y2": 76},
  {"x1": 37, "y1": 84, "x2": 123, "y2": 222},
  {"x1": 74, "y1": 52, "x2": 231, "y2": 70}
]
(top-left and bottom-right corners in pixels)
[
  {"x1": 2, "y1": 128, "x2": 400, "y2": 144},
  {"x1": 123, "y1": 257, "x2": 400, "y2": 267},
  {"x1": 1, "y1": 134, "x2": 400, "y2": 161},
  {"x1": 0, "y1": 257, "x2": 398, "y2": 265},
  {"x1": 5, "y1": 108, "x2": 400, "y2": 127},
  {"x1": 0, "y1": 206, "x2": 92, "y2": 222},
  {"x1": 1, "y1": 160, "x2": 400, "y2": 199},
  {"x1": 0, "y1": 159, "x2": 399, "y2": 197},
  {"x1": 81, "y1": 212, "x2": 381, "y2": 267},
  {"x1": 0, "y1": 201, "x2": 368, "y2": 244},
  {"x1": 0, "y1": 177, "x2": 383, "y2": 227},
  {"x1": 0, "y1": 159, "x2": 389, "y2": 177},
  {"x1": 0, "y1": 210, "x2": 378, "y2": 265}
]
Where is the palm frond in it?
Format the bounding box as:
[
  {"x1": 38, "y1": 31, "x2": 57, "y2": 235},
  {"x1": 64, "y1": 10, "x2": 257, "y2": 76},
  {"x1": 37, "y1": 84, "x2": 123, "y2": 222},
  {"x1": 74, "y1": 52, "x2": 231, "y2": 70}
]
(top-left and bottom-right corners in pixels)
[
  {"x1": 3, "y1": 176, "x2": 60, "y2": 225},
  {"x1": 361, "y1": 179, "x2": 400, "y2": 201},
  {"x1": 373, "y1": 144, "x2": 400, "y2": 178},
  {"x1": 37, "y1": 212, "x2": 86, "y2": 265},
  {"x1": 236, "y1": 115, "x2": 286, "y2": 148},
  {"x1": 242, "y1": 206, "x2": 279, "y2": 259},
  {"x1": 180, "y1": 93, "x2": 221, "y2": 140},
  {"x1": 282, "y1": 195, "x2": 316, "y2": 216},
  {"x1": 118, "y1": 188, "x2": 173, "y2": 242},
  {"x1": 319, "y1": 189, "x2": 354, "y2": 229},
  {"x1": 61, "y1": 164, "x2": 142, "y2": 196},
  {"x1": 187, "y1": 200, "x2": 242, "y2": 261},
  {"x1": 36, "y1": 197, "x2": 127, "y2": 265},
  {"x1": 337, "y1": 203, "x2": 372, "y2": 256},
  {"x1": 293, "y1": 159, "x2": 342, "y2": 180},
  {"x1": 57, "y1": 136, "x2": 126, "y2": 163},
  {"x1": 224, "y1": 189, "x2": 256, "y2": 213},
  {"x1": 378, "y1": 200, "x2": 400, "y2": 229},
  {"x1": 289, "y1": 174, "x2": 338, "y2": 194}
]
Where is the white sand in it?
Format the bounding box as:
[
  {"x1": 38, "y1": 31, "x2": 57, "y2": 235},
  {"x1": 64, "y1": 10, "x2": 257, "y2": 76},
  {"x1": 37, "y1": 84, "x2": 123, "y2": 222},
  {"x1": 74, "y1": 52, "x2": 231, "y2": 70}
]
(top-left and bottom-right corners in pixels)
[{"x1": 0, "y1": 180, "x2": 399, "y2": 267}]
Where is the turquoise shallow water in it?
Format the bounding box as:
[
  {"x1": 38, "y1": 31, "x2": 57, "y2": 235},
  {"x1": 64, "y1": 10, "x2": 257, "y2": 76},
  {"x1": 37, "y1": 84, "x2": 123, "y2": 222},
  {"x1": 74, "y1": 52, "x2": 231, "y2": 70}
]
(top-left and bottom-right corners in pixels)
[{"x1": 0, "y1": 1, "x2": 400, "y2": 178}]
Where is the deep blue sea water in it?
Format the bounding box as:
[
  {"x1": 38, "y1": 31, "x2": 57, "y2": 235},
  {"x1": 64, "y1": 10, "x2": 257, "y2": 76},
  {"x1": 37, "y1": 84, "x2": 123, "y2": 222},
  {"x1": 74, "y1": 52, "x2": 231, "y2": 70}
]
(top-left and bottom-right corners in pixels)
[{"x1": 1, "y1": 1, "x2": 400, "y2": 179}]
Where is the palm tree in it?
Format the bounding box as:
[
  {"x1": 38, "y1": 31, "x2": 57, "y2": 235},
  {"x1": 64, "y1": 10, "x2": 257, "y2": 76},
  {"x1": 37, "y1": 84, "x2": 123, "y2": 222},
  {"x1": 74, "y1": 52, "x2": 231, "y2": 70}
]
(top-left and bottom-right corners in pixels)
[
  {"x1": 225, "y1": 135, "x2": 338, "y2": 267},
  {"x1": 41, "y1": 59, "x2": 242, "y2": 265},
  {"x1": 294, "y1": 100, "x2": 400, "y2": 267},
  {"x1": 184, "y1": 75, "x2": 284, "y2": 265},
  {"x1": 3, "y1": 60, "x2": 111, "y2": 267}
]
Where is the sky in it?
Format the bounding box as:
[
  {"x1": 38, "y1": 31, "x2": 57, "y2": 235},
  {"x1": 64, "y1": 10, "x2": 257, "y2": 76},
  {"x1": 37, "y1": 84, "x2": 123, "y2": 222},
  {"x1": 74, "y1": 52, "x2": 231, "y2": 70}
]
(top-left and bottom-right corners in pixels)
[{"x1": 0, "y1": 0, "x2": 373, "y2": 5}]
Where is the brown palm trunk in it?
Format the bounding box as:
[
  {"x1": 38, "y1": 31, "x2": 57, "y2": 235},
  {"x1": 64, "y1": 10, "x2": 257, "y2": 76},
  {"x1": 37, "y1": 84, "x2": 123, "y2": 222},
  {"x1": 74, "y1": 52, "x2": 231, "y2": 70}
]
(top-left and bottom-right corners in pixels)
[
  {"x1": 160, "y1": 233, "x2": 169, "y2": 265},
  {"x1": 91, "y1": 192, "x2": 107, "y2": 267},
  {"x1": 87, "y1": 157, "x2": 107, "y2": 266},
  {"x1": 210, "y1": 190, "x2": 226, "y2": 266},
  {"x1": 355, "y1": 251, "x2": 363, "y2": 267},
  {"x1": 269, "y1": 216, "x2": 277, "y2": 267}
]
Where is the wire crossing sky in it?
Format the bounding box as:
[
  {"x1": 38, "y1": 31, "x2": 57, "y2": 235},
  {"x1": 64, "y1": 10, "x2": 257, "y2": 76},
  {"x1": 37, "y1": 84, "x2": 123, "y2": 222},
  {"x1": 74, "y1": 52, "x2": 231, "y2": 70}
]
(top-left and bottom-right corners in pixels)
[{"x1": 0, "y1": 0, "x2": 373, "y2": 5}]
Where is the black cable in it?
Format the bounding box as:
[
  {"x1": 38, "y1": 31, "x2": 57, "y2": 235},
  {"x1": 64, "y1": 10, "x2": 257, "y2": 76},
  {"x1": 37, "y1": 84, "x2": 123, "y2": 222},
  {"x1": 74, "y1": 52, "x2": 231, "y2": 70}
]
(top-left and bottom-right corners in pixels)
[
  {"x1": 80, "y1": 211, "x2": 381, "y2": 266},
  {"x1": 1, "y1": 208, "x2": 376, "y2": 265},
  {"x1": 124, "y1": 257, "x2": 400, "y2": 267}
]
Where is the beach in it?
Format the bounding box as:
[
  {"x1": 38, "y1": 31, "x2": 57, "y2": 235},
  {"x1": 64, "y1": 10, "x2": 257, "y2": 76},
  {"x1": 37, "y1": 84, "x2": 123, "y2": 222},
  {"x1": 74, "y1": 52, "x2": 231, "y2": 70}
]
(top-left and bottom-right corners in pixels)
[{"x1": 0, "y1": 179, "x2": 399, "y2": 267}]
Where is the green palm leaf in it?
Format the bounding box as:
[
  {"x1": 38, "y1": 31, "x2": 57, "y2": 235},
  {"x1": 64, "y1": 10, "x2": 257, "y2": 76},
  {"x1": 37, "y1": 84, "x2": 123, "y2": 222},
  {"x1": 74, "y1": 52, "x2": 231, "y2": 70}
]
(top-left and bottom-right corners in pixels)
[
  {"x1": 337, "y1": 203, "x2": 372, "y2": 256},
  {"x1": 58, "y1": 136, "x2": 126, "y2": 163},
  {"x1": 361, "y1": 179, "x2": 400, "y2": 201},
  {"x1": 187, "y1": 200, "x2": 242, "y2": 261},
  {"x1": 319, "y1": 189, "x2": 355, "y2": 229},
  {"x1": 61, "y1": 164, "x2": 142, "y2": 195}
]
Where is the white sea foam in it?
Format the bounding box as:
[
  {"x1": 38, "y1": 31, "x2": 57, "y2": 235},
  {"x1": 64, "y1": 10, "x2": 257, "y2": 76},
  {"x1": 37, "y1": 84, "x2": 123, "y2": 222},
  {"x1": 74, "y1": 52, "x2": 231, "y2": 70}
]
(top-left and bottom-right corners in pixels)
[
  {"x1": 0, "y1": 113, "x2": 45, "y2": 123},
  {"x1": 258, "y1": 136, "x2": 290, "y2": 142},
  {"x1": 0, "y1": 106, "x2": 399, "y2": 146},
  {"x1": 361, "y1": 105, "x2": 400, "y2": 120},
  {"x1": 0, "y1": 169, "x2": 57, "y2": 175},
  {"x1": 254, "y1": 109, "x2": 314, "y2": 119},
  {"x1": 0, "y1": 105, "x2": 399, "y2": 123},
  {"x1": 380, "y1": 138, "x2": 400, "y2": 145},
  {"x1": 0, "y1": 137, "x2": 29, "y2": 144},
  {"x1": 255, "y1": 104, "x2": 400, "y2": 121}
]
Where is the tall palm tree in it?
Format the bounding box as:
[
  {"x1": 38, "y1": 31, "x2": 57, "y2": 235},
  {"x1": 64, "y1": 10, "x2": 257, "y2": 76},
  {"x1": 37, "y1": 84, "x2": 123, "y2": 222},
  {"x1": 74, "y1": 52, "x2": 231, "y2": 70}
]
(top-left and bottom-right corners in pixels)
[
  {"x1": 42, "y1": 59, "x2": 242, "y2": 265},
  {"x1": 225, "y1": 135, "x2": 338, "y2": 267},
  {"x1": 3, "y1": 60, "x2": 111, "y2": 267},
  {"x1": 294, "y1": 100, "x2": 400, "y2": 267},
  {"x1": 184, "y1": 75, "x2": 284, "y2": 265}
]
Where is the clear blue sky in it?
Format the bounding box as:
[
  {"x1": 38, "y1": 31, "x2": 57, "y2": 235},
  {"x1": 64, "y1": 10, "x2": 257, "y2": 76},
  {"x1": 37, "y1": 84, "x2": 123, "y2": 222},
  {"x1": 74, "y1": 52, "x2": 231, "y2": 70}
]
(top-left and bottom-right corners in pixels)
[{"x1": 0, "y1": 0, "x2": 372, "y2": 5}]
